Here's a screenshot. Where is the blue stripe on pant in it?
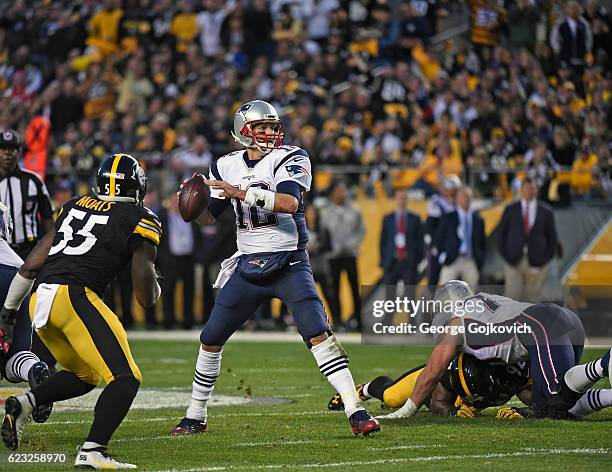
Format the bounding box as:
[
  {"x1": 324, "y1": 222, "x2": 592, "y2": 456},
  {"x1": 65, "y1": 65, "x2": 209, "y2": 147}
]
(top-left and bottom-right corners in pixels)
[
  {"x1": 0, "y1": 263, "x2": 33, "y2": 377},
  {"x1": 200, "y1": 254, "x2": 329, "y2": 346},
  {"x1": 518, "y1": 304, "x2": 585, "y2": 417}
]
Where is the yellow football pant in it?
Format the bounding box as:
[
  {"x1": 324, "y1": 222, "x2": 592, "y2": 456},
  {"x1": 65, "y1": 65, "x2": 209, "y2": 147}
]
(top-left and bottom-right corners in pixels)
[
  {"x1": 30, "y1": 285, "x2": 141, "y2": 386},
  {"x1": 382, "y1": 367, "x2": 424, "y2": 408}
]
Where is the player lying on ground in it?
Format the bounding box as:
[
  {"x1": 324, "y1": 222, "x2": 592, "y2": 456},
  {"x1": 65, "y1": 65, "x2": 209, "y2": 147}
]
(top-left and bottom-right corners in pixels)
[
  {"x1": 0, "y1": 154, "x2": 161, "y2": 469},
  {"x1": 376, "y1": 280, "x2": 612, "y2": 421},
  {"x1": 0, "y1": 202, "x2": 52, "y2": 423},
  {"x1": 328, "y1": 352, "x2": 533, "y2": 419},
  {"x1": 171, "y1": 100, "x2": 380, "y2": 437}
]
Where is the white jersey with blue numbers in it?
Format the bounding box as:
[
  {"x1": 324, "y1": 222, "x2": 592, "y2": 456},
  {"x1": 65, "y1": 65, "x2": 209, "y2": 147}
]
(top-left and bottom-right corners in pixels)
[{"x1": 210, "y1": 146, "x2": 310, "y2": 254}]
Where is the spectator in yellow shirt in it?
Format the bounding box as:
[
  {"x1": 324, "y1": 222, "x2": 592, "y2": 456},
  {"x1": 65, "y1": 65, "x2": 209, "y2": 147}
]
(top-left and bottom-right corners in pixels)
[
  {"x1": 89, "y1": 0, "x2": 123, "y2": 46},
  {"x1": 414, "y1": 141, "x2": 463, "y2": 196},
  {"x1": 171, "y1": 1, "x2": 199, "y2": 54},
  {"x1": 553, "y1": 81, "x2": 586, "y2": 118},
  {"x1": 571, "y1": 146, "x2": 598, "y2": 195}
]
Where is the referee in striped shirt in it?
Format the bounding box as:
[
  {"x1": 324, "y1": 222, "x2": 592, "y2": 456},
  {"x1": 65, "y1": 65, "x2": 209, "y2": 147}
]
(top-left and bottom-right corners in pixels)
[{"x1": 0, "y1": 129, "x2": 55, "y2": 368}]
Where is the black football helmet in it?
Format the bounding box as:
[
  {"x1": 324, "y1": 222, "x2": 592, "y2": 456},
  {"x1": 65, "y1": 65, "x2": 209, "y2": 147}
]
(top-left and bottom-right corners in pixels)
[
  {"x1": 449, "y1": 353, "x2": 530, "y2": 408},
  {"x1": 96, "y1": 153, "x2": 147, "y2": 205}
]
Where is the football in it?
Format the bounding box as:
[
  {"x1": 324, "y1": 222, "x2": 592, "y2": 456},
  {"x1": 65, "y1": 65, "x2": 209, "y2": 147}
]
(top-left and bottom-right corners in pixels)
[{"x1": 178, "y1": 175, "x2": 210, "y2": 222}]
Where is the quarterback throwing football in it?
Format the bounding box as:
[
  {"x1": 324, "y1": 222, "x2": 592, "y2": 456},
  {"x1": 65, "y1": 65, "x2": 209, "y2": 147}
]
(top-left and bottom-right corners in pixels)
[{"x1": 171, "y1": 101, "x2": 380, "y2": 437}]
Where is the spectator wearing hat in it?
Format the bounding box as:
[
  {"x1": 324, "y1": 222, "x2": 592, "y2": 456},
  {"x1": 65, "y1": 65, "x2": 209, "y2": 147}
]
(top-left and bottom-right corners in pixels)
[{"x1": 498, "y1": 177, "x2": 558, "y2": 302}]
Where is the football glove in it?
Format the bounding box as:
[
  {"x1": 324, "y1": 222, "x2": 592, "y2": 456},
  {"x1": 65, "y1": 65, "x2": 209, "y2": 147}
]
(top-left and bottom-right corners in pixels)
[
  {"x1": 0, "y1": 306, "x2": 16, "y2": 353},
  {"x1": 496, "y1": 406, "x2": 526, "y2": 420},
  {"x1": 451, "y1": 404, "x2": 476, "y2": 418}
]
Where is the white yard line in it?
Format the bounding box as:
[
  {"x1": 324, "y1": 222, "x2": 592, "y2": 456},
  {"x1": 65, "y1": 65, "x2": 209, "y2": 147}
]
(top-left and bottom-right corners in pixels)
[
  {"x1": 42, "y1": 410, "x2": 331, "y2": 426},
  {"x1": 150, "y1": 448, "x2": 610, "y2": 472}
]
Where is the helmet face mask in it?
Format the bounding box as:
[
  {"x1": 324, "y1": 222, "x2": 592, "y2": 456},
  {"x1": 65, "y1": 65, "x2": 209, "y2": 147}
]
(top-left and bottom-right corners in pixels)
[
  {"x1": 231, "y1": 101, "x2": 284, "y2": 152},
  {"x1": 96, "y1": 154, "x2": 147, "y2": 206}
]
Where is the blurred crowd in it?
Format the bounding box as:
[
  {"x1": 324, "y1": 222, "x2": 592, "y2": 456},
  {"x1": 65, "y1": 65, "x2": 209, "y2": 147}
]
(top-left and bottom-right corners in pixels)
[{"x1": 0, "y1": 0, "x2": 610, "y2": 205}]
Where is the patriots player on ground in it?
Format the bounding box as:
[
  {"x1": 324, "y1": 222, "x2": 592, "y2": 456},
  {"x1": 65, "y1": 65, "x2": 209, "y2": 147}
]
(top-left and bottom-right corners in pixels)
[
  {"x1": 377, "y1": 280, "x2": 612, "y2": 420},
  {"x1": 171, "y1": 101, "x2": 380, "y2": 436},
  {"x1": 328, "y1": 353, "x2": 532, "y2": 418}
]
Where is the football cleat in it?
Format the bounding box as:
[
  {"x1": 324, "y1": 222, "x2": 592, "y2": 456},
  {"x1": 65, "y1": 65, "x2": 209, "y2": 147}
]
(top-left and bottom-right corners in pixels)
[
  {"x1": 28, "y1": 361, "x2": 53, "y2": 423},
  {"x1": 327, "y1": 384, "x2": 368, "y2": 411},
  {"x1": 348, "y1": 409, "x2": 380, "y2": 436},
  {"x1": 74, "y1": 446, "x2": 136, "y2": 469},
  {"x1": 170, "y1": 417, "x2": 208, "y2": 436},
  {"x1": 1, "y1": 394, "x2": 34, "y2": 450}
]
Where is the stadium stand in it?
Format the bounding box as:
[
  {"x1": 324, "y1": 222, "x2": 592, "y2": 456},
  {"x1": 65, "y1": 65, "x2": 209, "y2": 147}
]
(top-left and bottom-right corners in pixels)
[{"x1": 0, "y1": 0, "x2": 610, "y2": 328}]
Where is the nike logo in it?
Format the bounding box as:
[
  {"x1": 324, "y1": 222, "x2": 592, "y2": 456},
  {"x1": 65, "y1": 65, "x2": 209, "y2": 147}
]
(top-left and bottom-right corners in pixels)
[{"x1": 289, "y1": 261, "x2": 302, "y2": 266}]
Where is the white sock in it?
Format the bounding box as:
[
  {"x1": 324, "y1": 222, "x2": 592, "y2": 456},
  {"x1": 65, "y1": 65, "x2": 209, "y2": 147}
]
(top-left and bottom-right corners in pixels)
[
  {"x1": 311, "y1": 336, "x2": 363, "y2": 417},
  {"x1": 565, "y1": 349, "x2": 610, "y2": 393},
  {"x1": 185, "y1": 347, "x2": 222, "y2": 422},
  {"x1": 362, "y1": 382, "x2": 372, "y2": 399},
  {"x1": 5, "y1": 351, "x2": 40, "y2": 382},
  {"x1": 568, "y1": 389, "x2": 612, "y2": 418}
]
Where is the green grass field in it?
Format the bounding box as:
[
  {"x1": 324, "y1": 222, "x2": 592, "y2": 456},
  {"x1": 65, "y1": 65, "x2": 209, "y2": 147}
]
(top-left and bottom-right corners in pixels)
[{"x1": 1, "y1": 339, "x2": 611, "y2": 471}]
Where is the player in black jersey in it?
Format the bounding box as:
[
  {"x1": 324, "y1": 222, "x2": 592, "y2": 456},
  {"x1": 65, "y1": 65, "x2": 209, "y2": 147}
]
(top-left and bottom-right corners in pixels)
[
  {"x1": 328, "y1": 353, "x2": 532, "y2": 418},
  {"x1": 0, "y1": 154, "x2": 161, "y2": 469}
]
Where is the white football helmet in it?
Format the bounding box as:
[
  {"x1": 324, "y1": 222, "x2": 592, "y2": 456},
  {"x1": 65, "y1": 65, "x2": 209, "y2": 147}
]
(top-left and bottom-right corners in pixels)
[{"x1": 231, "y1": 100, "x2": 284, "y2": 152}]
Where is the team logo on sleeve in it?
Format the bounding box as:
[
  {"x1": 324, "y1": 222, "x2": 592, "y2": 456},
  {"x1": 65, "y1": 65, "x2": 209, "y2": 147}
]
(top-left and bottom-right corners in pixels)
[{"x1": 285, "y1": 164, "x2": 309, "y2": 176}]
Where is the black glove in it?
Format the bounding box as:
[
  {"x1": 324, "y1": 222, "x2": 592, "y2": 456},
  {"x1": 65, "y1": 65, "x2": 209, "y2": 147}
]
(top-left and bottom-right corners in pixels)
[{"x1": 0, "y1": 306, "x2": 16, "y2": 354}]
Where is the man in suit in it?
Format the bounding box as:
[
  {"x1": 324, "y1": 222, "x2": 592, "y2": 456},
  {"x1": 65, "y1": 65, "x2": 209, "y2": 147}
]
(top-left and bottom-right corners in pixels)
[
  {"x1": 497, "y1": 177, "x2": 558, "y2": 302},
  {"x1": 380, "y1": 189, "x2": 424, "y2": 295},
  {"x1": 436, "y1": 187, "x2": 485, "y2": 287}
]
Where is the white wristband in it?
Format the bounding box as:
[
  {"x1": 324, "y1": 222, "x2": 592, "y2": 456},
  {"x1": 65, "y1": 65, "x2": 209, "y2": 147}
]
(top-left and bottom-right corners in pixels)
[
  {"x1": 401, "y1": 399, "x2": 419, "y2": 417},
  {"x1": 244, "y1": 187, "x2": 275, "y2": 212},
  {"x1": 5, "y1": 272, "x2": 35, "y2": 310}
]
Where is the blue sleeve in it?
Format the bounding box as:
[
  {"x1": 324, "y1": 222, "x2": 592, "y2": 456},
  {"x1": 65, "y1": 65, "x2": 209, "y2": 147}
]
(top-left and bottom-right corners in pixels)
[
  {"x1": 276, "y1": 180, "x2": 302, "y2": 200},
  {"x1": 210, "y1": 160, "x2": 221, "y2": 180}
]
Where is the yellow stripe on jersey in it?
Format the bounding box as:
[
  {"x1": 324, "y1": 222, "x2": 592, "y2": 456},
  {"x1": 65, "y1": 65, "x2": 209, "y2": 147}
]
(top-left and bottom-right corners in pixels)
[
  {"x1": 457, "y1": 353, "x2": 475, "y2": 402},
  {"x1": 109, "y1": 154, "x2": 122, "y2": 196},
  {"x1": 133, "y1": 224, "x2": 160, "y2": 245},
  {"x1": 141, "y1": 218, "x2": 162, "y2": 232}
]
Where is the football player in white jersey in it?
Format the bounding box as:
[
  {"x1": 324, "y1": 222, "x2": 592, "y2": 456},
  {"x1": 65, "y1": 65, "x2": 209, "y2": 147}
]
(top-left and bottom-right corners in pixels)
[
  {"x1": 0, "y1": 202, "x2": 52, "y2": 423},
  {"x1": 171, "y1": 100, "x2": 380, "y2": 436},
  {"x1": 377, "y1": 280, "x2": 612, "y2": 420}
]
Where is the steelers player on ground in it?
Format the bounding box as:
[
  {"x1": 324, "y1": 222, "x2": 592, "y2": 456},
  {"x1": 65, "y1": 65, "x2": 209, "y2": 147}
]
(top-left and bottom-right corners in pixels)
[
  {"x1": 171, "y1": 100, "x2": 380, "y2": 437},
  {"x1": 377, "y1": 280, "x2": 612, "y2": 421},
  {"x1": 328, "y1": 353, "x2": 532, "y2": 418},
  {"x1": 0, "y1": 154, "x2": 161, "y2": 469}
]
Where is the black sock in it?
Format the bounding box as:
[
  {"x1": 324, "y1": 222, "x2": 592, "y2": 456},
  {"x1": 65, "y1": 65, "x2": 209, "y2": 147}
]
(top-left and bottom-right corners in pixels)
[
  {"x1": 31, "y1": 370, "x2": 96, "y2": 405},
  {"x1": 368, "y1": 376, "x2": 394, "y2": 402},
  {"x1": 86, "y1": 375, "x2": 140, "y2": 445}
]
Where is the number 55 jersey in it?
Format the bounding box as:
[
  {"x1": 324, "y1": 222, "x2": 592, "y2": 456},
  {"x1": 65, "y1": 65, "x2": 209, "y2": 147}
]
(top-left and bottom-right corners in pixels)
[
  {"x1": 210, "y1": 146, "x2": 311, "y2": 254},
  {"x1": 35, "y1": 194, "x2": 162, "y2": 297}
]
